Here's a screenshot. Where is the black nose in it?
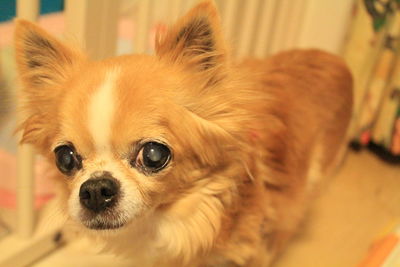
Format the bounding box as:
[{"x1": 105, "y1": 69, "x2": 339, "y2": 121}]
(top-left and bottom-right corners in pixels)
[{"x1": 79, "y1": 178, "x2": 120, "y2": 213}]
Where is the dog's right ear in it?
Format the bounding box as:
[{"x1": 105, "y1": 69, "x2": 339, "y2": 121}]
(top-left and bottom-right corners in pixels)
[
  {"x1": 14, "y1": 19, "x2": 84, "y2": 88},
  {"x1": 14, "y1": 20, "x2": 85, "y2": 147}
]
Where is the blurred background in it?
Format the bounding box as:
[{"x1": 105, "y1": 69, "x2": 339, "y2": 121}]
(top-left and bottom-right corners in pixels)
[{"x1": 0, "y1": 0, "x2": 399, "y2": 266}]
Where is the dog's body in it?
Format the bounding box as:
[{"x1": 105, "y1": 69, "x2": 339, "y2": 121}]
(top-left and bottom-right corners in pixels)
[{"x1": 14, "y1": 2, "x2": 352, "y2": 266}]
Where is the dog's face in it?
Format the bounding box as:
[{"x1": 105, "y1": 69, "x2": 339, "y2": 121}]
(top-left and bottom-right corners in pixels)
[
  {"x1": 15, "y1": 2, "x2": 241, "y2": 231},
  {"x1": 49, "y1": 60, "x2": 191, "y2": 230}
]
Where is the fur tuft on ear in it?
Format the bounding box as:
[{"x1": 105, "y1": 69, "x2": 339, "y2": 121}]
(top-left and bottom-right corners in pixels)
[
  {"x1": 14, "y1": 19, "x2": 85, "y2": 150},
  {"x1": 155, "y1": 1, "x2": 228, "y2": 85}
]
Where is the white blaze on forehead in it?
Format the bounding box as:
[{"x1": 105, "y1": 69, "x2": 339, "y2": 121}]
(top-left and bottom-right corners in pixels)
[{"x1": 88, "y1": 68, "x2": 120, "y2": 151}]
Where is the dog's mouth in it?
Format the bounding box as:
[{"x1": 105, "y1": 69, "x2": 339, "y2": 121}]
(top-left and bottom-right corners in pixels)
[
  {"x1": 79, "y1": 208, "x2": 128, "y2": 230},
  {"x1": 83, "y1": 218, "x2": 125, "y2": 230}
]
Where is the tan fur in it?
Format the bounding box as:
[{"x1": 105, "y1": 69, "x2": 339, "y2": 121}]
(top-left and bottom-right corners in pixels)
[{"x1": 14, "y1": 1, "x2": 352, "y2": 266}]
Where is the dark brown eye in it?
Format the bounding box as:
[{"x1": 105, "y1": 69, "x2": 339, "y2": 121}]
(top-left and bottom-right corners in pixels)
[
  {"x1": 134, "y1": 142, "x2": 171, "y2": 173},
  {"x1": 54, "y1": 145, "x2": 82, "y2": 175}
]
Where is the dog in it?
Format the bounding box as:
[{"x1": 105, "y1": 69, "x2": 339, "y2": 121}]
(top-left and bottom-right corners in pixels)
[{"x1": 14, "y1": 1, "x2": 352, "y2": 266}]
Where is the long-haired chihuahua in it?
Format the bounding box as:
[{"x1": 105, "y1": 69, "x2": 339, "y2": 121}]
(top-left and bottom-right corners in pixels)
[{"x1": 14, "y1": 1, "x2": 352, "y2": 266}]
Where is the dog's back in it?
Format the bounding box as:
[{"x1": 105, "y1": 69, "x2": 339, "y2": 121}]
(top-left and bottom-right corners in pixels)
[
  {"x1": 235, "y1": 49, "x2": 353, "y2": 264},
  {"x1": 244, "y1": 49, "x2": 352, "y2": 177}
]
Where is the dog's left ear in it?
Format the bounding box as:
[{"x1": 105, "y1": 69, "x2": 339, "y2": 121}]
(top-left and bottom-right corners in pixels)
[{"x1": 155, "y1": 1, "x2": 227, "y2": 85}]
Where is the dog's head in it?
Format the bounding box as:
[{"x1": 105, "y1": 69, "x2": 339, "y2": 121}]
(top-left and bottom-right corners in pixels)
[{"x1": 15, "y1": 1, "x2": 247, "y2": 233}]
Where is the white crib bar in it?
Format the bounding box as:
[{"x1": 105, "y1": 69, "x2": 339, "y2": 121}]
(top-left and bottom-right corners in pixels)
[
  {"x1": 296, "y1": 0, "x2": 354, "y2": 53},
  {"x1": 16, "y1": 0, "x2": 39, "y2": 22},
  {"x1": 254, "y1": 0, "x2": 278, "y2": 58},
  {"x1": 269, "y1": 0, "x2": 292, "y2": 54},
  {"x1": 96, "y1": 0, "x2": 120, "y2": 59},
  {"x1": 236, "y1": 0, "x2": 259, "y2": 58},
  {"x1": 135, "y1": 0, "x2": 152, "y2": 54},
  {"x1": 16, "y1": 145, "x2": 35, "y2": 239},
  {"x1": 283, "y1": 0, "x2": 306, "y2": 50},
  {"x1": 169, "y1": 0, "x2": 183, "y2": 22},
  {"x1": 221, "y1": 0, "x2": 239, "y2": 46},
  {"x1": 16, "y1": 0, "x2": 39, "y2": 239},
  {"x1": 65, "y1": 0, "x2": 119, "y2": 60}
]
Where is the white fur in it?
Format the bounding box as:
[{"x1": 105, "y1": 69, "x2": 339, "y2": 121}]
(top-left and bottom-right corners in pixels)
[
  {"x1": 70, "y1": 68, "x2": 150, "y2": 230},
  {"x1": 88, "y1": 68, "x2": 120, "y2": 152}
]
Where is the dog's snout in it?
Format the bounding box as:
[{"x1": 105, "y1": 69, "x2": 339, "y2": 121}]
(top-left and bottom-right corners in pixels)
[{"x1": 79, "y1": 177, "x2": 120, "y2": 213}]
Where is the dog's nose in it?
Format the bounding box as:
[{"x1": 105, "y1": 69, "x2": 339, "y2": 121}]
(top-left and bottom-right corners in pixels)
[{"x1": 79, "y1": 178, "x2": 120, "y2": 213}]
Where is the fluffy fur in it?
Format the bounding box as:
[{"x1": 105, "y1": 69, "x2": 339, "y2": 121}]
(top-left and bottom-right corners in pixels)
[{"x1": 14, "y1": 1, "x2": 353, "y2": 266}]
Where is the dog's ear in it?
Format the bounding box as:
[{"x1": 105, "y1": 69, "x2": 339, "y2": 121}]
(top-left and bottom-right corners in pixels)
[
  {"x1": 155, "y1": 1, "x2": 228, "y2": 86},
  {"x1": 14, "y1": 19, "x2": 85, "y2": 148},
  {"x1": 14, "y1": 19, "x2": 84, "y2": 88}
]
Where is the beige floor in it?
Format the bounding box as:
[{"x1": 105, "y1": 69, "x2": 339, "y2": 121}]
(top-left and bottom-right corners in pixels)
[{"x1": 32, "y1": 150, "x2": 400, "y2": 267}]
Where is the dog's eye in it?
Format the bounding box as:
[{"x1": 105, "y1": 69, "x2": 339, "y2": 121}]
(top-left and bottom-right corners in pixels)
[
  {"x1": 134, "y1": 142, "x2": 171, "y2": 173},
  {"x1": 54, "y1": 145, "x2": 82, "y2": 175}
]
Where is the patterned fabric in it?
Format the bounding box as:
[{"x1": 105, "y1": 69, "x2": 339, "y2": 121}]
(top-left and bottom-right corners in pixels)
[{"x1": 344, "y1": 0, "x2": 400, "y2": 156}]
